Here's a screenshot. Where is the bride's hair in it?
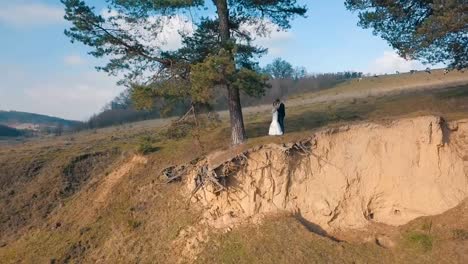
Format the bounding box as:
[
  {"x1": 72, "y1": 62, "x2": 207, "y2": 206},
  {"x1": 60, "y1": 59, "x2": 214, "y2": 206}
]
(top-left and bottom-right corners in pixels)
[{"x1": 273, "y1": 98, "x2": 280, "y2": 107}]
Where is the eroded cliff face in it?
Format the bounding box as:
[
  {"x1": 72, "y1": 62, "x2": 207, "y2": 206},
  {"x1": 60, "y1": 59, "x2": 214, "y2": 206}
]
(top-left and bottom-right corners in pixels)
[{"x1": 183, "y1": 116, "x2": 468, "y2": 231}]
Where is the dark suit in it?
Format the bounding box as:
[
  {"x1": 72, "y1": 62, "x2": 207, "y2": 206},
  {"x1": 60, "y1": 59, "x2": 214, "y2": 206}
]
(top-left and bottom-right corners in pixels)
[{"x1": 277, "y1": 102, "x2": 285, "y2": 133}]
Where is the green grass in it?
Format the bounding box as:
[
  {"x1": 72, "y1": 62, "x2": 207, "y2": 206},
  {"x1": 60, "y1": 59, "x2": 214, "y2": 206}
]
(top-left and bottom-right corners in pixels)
[
  {"x1": 127, "y1": 219, "x2": 143, "y2": 229},
  {"x1": 196, "y1": 215, "x2": 392, "y2": 264},
  {"x1": 137, "y1": 135, "x2": 160, "y2": 154},
  {"x1": 404, "y1": 231, "x2": 433, "y2": 253}
]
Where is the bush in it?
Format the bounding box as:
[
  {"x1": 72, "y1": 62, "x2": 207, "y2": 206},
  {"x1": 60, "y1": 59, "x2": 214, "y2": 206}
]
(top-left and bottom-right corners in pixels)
[
  {"x1": 452, "y1": 229, "x2": 468, "y2": 240},
  {"x1": 405, "y1": 231, "x2": 433, "y2": 252},
  {"x1": 137, "y1": 135, "x2": 158, "y2": 155},
  {"x1": 127, "y1": 219, "x2": 142, "y2": 229},
  {"x1": 162, "y1": 120, "x2": 194, "y2": 140}
]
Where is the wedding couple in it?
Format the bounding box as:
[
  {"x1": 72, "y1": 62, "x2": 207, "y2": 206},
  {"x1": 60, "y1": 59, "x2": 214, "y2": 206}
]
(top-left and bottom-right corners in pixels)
[{"x1": 269, "y1": 99, "x2": 286, "y2": 136}]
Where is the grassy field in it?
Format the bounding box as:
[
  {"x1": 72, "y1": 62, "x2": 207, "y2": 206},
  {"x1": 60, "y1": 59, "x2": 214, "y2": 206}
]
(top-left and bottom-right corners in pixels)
[
  {"x1": 0, "y1": 73, "x2": 468, "y2": 263},
  {"x1": 293, "y1": 69, "x2": 468, "y2": 99}
]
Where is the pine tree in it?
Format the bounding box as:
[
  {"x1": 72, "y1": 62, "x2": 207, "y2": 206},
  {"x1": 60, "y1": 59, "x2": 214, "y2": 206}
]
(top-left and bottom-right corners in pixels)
[
  {"x1": 61, "y1": 0, "x2": 307, "y2": 145},
  {"x1": 346, "y1": 0, "x2": 467, "y2": 69}
]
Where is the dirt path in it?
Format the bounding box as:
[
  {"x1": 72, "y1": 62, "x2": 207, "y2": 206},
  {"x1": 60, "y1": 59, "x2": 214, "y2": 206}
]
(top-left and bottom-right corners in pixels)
[{"x1": 94, "y1": 155, "x2": 147, "y2": 204}]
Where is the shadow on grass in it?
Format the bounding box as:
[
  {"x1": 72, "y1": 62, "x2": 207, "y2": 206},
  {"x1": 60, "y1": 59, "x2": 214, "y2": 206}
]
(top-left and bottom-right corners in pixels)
[
  {"x1": 434, "y1": 85, "x2": 468, "y2": 99},
  {"x1": 245, "y1": 84, "x2": 468, "y2": 140},
  {"x1": 138, "y1": 145, "x2": 161, "y2": 155},
  {"x1": 293, "y1": 211, "x2": 341, "y2": 242},
  {"x1": 246, "y1": 105, "x2": 374, "y2": 139}
]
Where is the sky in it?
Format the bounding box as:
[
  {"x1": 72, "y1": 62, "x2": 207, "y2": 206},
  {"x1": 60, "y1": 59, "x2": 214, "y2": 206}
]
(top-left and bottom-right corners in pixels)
[{"x1": 0, "y1": 0, "x2": 434, "y2": 121}]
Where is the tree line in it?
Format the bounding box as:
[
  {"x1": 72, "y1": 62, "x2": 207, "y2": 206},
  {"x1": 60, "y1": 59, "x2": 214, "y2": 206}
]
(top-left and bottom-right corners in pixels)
[{"x1": 76, "y1": 58, "x2": 363, "y2": 130}]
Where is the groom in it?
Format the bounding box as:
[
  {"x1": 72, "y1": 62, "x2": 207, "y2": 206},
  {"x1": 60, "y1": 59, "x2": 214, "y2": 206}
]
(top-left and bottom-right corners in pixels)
[{"x1": 275, "y1": 99, "x2": 286, "y2": 133}]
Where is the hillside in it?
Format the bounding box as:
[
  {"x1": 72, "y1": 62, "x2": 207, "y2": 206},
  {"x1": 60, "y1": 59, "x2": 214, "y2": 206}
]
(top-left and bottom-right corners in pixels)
[
  {"x1": 0, "y1": 73, "x2": 468, "y2": 263},
  {"x1": 300, "y1": 68, "x2": 468, "y2": 100},
  {"x1": 0, "y1": 124, "x2": 23, "y2": 137},
  {"x1": 0, "y1": 110, "x2": 81, "y2": 130}
]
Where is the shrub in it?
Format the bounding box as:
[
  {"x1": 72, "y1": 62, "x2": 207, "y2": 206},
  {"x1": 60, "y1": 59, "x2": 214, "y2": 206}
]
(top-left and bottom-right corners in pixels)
[
  {"x1": 137, "y1": 135, "x2": 158, "y2": 155},
  {"x1": 405, "y1": 231, "x2": 433, "y2": 252},
  {"x1": 128, "y1": 219, "x2": 142, "y2": 229},
  {"x1": 452, "y1": 229, "x2": 468, "y2": 240},
  {"x1": 162, "y1": 120, "x2": 194, "y2": 140}
]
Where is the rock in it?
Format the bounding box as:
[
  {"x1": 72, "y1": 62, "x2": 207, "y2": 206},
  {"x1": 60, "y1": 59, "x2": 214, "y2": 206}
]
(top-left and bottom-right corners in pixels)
[
  {"x1": 448, "y1": 122, "x2": 459, "y2": 131},
  {"x1": 79, "y1": 227, "x2": 91, "y2": 236},
  {"x1": 375, "y1": 235, "x2": 395, "y2": 249}
]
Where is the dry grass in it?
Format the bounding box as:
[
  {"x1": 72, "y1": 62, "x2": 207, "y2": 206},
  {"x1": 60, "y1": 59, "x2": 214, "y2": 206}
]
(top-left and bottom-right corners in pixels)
[
  {"x1": 196, "y1": 215, "x2": 393, "y2": 264},
  {"x1": 293, "y1": 69, "x2": 468, "y2": 100},
  {"x1": 1, "y1": 74, "x2": 468, "y2": 263}
]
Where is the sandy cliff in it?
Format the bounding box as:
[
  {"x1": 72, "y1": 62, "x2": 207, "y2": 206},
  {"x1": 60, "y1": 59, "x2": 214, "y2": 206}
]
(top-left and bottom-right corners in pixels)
[{"x1": 183, "y1": 116, "x2": 468, "y2": 231}]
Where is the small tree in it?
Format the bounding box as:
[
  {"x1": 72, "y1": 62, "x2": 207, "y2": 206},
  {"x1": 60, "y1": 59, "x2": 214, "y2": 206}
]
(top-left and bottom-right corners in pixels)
[
  {"x1": 55, "y1": 123, "x2": 64, "y2": 136},
  {"x1": 293, "y1": 66, "x2": 307, "y2": 79},
  {"x1": 345, "y1": 0, "x2": 467, "y2": 69},
  {"x1": 62, "y1": 0, "x2": 307, "y2": 145},
  {"x1": 264, "y1": 58, "x2": 295, "y2": 79}
]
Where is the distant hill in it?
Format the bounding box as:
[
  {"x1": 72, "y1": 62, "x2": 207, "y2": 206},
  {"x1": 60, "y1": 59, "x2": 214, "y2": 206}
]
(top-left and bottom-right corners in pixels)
[
  {"x1": 0, "y1": 110, "x2": 81, "y2": 130},
  {"x1": 0, "y1": 124, "x2": 23, "y2": 137}
]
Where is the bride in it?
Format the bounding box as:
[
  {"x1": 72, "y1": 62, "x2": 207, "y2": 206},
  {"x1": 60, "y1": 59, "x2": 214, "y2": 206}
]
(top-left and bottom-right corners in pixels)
[{"x1": 269, "y1": 102, "x2": 283, "y2": 136}]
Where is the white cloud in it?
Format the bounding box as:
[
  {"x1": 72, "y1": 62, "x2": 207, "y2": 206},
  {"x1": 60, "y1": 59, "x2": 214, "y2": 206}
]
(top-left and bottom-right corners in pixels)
[
  {"x1": 100, "y1": 10, "x2": 292, "y2": 56},
  {"x1": 240, "y1": 20, "x2": 294, "y2": 56},
  {"x1": 64, "y1": 55, "x2": 86, "y2": 66},
  {"x1": 0, "y1": 65, "x2": 122, "y2": 121},
  {"x1": 0, "y1": 2, "x2": 64, "y2": 27},
  {"x1": 154, "y1": 16, "x2": 195, "y2": 50},
  {"x1": 255, "y1": 30, "x2": 293, "y2": 56},
  {"x1": 101, "y1": 9, "x2": 194, "y2": 51},
  {"x1": 367, "y1": 51, "x2": 425, "y2": 74}
]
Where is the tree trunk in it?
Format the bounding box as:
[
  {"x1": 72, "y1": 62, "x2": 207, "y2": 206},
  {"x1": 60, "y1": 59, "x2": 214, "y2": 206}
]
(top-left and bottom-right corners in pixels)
[
  {"x1": 214, "y1": 0, "x2": 247, "y2": 145},
  {"x1": 214, "y1": 0, "x2": 230, "y2": 41},
  {"x1": 227, "y1": 85, "x2": 247, "y2": 145}
]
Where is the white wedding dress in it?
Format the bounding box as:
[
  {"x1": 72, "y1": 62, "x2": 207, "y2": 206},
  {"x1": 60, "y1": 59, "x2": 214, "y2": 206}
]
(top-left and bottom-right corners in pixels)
[{"x1": 269, "y1": 110, "x2": 283, "y2": 136}]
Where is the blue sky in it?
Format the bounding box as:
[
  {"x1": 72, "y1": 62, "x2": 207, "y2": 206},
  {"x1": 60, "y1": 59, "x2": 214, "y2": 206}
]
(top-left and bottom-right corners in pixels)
[{"x1": 0, "y1": 0, "x2": 431, "y2": 120}]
